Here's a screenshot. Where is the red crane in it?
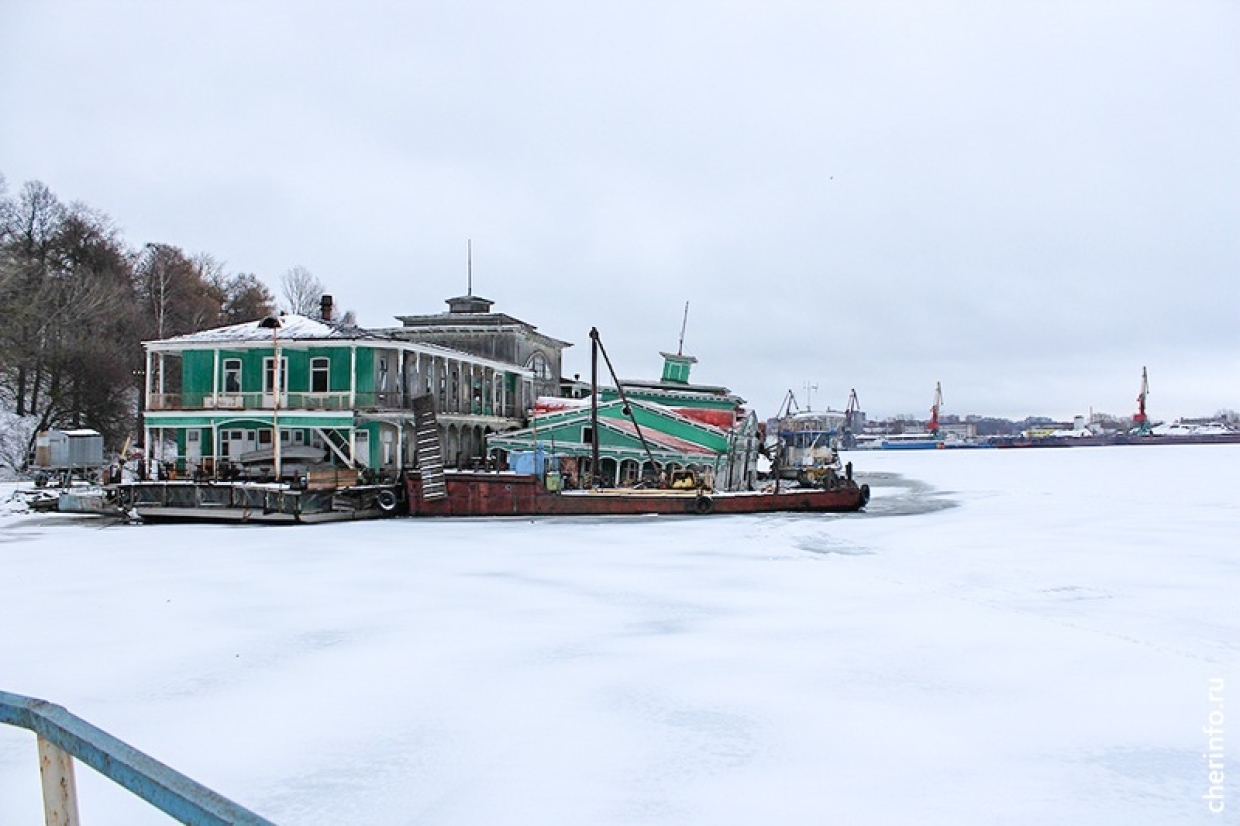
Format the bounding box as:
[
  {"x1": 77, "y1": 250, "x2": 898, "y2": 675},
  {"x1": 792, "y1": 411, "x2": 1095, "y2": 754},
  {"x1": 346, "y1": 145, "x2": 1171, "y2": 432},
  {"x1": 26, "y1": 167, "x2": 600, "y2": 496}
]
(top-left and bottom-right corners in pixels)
[
  {"x1": 1133, "y1": 366, "x2": 1151, "y2": 433},
  {"x1": 928, "y1": 381, "x2": 943, "y2": 437}
]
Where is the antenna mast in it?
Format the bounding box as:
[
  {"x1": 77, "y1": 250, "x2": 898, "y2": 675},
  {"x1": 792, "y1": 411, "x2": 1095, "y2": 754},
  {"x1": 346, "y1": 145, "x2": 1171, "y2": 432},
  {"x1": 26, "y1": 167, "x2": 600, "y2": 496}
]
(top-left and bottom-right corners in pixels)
[
  {"x1": 677, "y1": 301, "x2": 690, "y2": 355},
  {"x1": 466, "y1": 239, "x2": 473, "y2": 296}
]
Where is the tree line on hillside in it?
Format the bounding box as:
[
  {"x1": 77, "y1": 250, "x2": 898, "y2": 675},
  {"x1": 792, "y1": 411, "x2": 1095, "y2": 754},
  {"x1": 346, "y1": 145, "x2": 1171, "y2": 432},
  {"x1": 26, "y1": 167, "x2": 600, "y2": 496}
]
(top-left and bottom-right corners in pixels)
[{"x1": 0, "y1": 174, "x2": 343, "y2": 462}]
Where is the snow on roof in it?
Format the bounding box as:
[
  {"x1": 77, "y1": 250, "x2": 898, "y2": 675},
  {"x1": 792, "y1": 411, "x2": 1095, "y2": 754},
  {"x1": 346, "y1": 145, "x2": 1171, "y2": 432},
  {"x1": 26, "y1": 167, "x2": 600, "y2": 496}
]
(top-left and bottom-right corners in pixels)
[{"x1": 148, "y1": 315, "x2": 379, "y2": 346}]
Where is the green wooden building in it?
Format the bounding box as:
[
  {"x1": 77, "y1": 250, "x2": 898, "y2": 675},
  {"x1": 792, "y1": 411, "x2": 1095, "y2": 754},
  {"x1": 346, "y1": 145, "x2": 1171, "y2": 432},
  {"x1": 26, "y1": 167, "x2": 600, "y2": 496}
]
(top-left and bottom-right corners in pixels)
[{"x1": 143, "y1": 314, "x2": 539, "y2": 477}]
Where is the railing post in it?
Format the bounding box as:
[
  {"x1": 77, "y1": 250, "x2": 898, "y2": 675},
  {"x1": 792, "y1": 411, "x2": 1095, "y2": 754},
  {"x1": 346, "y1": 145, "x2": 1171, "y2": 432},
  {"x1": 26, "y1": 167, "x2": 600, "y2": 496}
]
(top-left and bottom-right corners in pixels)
[{"x1": 38, "y1": 735, "x2": 81, "y2": 826}]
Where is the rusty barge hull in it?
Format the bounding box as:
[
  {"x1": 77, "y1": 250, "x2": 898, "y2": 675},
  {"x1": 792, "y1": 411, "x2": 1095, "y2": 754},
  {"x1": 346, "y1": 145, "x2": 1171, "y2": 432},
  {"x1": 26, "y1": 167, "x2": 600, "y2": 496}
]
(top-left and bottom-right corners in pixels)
[{"x1": 405, "y1": 473, "x2": 869, "y2": 517}]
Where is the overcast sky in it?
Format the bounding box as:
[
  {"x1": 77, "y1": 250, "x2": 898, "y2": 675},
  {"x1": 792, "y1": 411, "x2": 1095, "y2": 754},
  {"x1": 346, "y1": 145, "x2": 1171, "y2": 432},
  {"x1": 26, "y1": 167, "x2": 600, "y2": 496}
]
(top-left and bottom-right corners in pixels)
[{"x1": 2, "y1": 1, "x2": 1237, "y2": 420}]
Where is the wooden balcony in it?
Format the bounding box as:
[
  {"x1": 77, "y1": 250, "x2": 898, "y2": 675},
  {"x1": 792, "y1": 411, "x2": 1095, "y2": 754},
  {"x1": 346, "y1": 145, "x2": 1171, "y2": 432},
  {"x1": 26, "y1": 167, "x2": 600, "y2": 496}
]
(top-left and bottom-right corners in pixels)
[{"x1": 145, "y1": 391, "x2": 525, "y2": 419}]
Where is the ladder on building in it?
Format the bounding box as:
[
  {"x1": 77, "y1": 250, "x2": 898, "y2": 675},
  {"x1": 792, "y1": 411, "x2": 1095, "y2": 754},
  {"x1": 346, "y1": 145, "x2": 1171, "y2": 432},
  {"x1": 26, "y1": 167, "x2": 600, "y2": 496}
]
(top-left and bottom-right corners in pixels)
[{"x1": 412, "y1": 394, "x2": 447, "y2": 500}]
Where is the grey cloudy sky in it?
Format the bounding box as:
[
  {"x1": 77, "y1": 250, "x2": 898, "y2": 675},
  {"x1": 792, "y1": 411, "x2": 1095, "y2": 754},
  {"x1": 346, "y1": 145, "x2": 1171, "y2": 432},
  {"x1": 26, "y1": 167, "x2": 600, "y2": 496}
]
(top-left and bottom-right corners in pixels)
[{"x1": 3, "y1": 1, "x2": 1237, "y2": 420}]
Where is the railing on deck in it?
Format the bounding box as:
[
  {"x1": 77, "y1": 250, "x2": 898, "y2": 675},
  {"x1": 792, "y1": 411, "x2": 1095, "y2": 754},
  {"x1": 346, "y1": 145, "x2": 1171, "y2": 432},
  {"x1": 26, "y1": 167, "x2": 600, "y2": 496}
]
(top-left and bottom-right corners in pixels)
[
  {"x1": 145, "y1": 391, "x2": 525, "y2": 419},
  {"x1": 0, "y1": 690, "x2": 276, "y2": 826},
  {"x1": 148, "y1": 392, "x2": 359, "y2": 411}
]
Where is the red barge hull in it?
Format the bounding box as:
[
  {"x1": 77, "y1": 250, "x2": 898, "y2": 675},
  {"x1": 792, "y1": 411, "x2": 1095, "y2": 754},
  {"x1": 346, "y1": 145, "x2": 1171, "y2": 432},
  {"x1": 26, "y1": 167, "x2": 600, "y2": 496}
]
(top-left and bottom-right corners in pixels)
[{"x1": 405, "y1": 472, "x2": 869, "y2": 517}]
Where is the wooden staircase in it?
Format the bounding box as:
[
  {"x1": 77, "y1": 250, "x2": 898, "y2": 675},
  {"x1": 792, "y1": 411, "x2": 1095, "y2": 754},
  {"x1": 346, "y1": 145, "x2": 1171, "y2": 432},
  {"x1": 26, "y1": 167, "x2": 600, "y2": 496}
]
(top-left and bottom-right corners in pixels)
[{"x1": 412, "y1": 394, "x2": 447, "y2": 500}]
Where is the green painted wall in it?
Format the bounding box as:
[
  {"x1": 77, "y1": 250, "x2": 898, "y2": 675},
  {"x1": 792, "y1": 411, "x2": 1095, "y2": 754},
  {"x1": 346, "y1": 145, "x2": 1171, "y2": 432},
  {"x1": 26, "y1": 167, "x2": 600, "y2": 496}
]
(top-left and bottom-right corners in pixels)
[
  {"x1": 302, "y1": 346, "x2": 356, "y2": 392},
  {"x1": 355, "y1": 348, "x2": 375, "y2": 395},
  {"x1": 180, "y1": 345, "x2": 366, "y2": 398}
]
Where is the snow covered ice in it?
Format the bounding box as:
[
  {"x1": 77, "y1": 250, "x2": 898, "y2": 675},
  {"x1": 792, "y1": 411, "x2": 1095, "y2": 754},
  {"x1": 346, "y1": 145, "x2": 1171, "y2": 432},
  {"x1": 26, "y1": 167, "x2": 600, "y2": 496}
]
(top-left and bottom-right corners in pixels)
[{"x1": 1, "y1": 445, "x2": 1236, "y2": 824}]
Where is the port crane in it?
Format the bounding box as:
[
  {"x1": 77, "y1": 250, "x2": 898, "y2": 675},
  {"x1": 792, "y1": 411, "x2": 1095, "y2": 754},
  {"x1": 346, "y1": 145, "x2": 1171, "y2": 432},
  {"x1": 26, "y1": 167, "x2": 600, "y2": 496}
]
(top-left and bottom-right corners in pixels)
[
  {"x1": 928, "y1": 382, "x2": 943, "y2": 437},
  {"x1": 841, "y1": 389, "x2": 861, "y2": 448},
  {"x1": 1132, "y1": 366, "x2": 1151, "y2": 434}
]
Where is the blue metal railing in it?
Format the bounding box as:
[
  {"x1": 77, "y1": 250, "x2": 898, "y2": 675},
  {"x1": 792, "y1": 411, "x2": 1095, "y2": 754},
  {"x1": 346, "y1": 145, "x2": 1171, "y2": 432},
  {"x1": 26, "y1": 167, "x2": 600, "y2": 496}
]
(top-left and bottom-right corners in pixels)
[{"x1": 0, "y1": 690, "x2": 276, "y2": 825}]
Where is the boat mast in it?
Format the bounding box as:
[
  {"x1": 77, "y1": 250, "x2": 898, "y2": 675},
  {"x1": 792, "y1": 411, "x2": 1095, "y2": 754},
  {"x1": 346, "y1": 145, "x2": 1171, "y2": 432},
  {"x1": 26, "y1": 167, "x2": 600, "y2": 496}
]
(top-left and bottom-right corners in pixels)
[
  {"x1": 259, "y1": 315, "x2": 284, "y2": 482},
  {"x1": 590, "y1": 327, "x2": 600, "y2": 487},
  {"x1": 677, "y1": 301, "x2": 690, "y2": 355},
  {"x1": 590, "y1": 327, "x2": 663, "y2": 486}
]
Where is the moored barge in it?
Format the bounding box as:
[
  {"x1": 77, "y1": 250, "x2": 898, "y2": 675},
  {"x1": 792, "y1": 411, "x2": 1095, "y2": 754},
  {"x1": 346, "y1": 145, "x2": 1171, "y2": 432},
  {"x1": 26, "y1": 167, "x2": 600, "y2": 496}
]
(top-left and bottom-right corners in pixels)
[{"x1": 405, "y1": 470, "x2": 869, "y2": 517}]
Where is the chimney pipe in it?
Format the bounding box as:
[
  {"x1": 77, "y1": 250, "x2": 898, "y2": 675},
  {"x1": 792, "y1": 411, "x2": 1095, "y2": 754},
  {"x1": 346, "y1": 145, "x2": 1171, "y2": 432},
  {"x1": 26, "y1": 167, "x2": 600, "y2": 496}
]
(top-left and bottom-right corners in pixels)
[{"x1": 320, "y1": 294, "x2": 333, "y2": 321}]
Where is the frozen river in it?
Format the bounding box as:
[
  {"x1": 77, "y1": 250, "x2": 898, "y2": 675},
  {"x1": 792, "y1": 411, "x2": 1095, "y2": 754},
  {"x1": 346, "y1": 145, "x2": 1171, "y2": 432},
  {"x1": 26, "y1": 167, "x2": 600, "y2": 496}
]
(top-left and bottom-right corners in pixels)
[{"x1": 1, "y1": 444, "x2": 1236, "y2": 824}]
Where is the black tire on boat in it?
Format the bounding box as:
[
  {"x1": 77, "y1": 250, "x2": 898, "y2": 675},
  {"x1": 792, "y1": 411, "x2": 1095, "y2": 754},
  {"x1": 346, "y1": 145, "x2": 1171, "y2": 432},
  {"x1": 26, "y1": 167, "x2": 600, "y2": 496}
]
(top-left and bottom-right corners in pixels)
[
  {"x1": 692, "y1": 495, "x2": 714, "y2": 515},
  {"x1": 860, "y1": 484, "x2": 870, "y2": 505},
  {"x1": 377, "y1": 489, "x2": 398, "y2": 512}
]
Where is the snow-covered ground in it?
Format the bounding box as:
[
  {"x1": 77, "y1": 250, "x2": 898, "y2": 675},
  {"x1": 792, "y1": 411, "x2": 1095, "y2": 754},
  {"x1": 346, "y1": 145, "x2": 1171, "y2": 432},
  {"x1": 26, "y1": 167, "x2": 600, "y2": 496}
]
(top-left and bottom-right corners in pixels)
[{"x1": 1, "y1": 445, "x2": 1236, "y2": 825}]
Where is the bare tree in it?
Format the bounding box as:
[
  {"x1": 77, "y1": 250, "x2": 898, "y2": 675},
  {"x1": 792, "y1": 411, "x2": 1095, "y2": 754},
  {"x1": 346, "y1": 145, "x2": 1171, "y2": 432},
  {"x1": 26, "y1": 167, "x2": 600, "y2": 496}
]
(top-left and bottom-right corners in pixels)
[
  {"x1": 219, "y1": 273, "x2": 275, "y2": 324},
  {"x1": 1, "y1": 181, "x2": 67, "y2": 415},
  {"x1": 0, "y1": 188, "x2": 143, "y2": 446},
  {"x1": 279, "y1": 265, "x2": 324, "y2": 316}
]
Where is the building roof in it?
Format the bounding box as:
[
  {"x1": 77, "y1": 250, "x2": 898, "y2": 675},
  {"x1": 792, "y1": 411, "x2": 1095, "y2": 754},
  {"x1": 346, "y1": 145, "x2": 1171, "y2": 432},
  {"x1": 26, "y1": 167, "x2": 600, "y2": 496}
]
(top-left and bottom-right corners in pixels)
[
  {"x1": 601, "y1": 418, "x2": 716, "y2": 455},
  {"x1": 143, "y1": 315, "x2": 528, "y2": 372},
  {"x1": 147, "y1": 314, "x2": 378, "y2": 346},
  {"x1": 392, "y1": 296, "x2": 573, "y2": 348},
  {"x1": 614, "y1": 379, "x2": 742, "y2": 404}
]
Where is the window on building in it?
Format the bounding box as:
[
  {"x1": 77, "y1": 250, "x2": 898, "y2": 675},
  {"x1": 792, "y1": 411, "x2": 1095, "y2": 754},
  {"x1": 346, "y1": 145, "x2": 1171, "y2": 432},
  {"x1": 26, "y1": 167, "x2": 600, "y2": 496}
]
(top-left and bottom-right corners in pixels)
[
  {"x1": 223, "y1": 359, "x2": 242, "y2": 393},
  {"x1": 263, "y1": 357, "x2": 289, "y2": 393},
  {"x1": 582, "y1": 426, "x2": 594, "y2": 444},
  {"x1": 378, "y1": 356, "x2": 390, "y2": 392},
  {"x1": 311, "y1": 357, "x2": 330, "y2": 393},
  {"x1": 620, "y1": 459, "x2": 641, "y2": 486},
  {"x1": 526, "y1": 352, "x2": 552, "y2": 380}
]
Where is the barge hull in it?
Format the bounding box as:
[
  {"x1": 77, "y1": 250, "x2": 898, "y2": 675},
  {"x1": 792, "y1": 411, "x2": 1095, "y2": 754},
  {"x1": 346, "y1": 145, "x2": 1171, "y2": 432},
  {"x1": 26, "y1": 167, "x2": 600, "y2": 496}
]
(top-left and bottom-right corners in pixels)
[{"x1": 406, "y1": 473, "x2": 868, "y2": 517}]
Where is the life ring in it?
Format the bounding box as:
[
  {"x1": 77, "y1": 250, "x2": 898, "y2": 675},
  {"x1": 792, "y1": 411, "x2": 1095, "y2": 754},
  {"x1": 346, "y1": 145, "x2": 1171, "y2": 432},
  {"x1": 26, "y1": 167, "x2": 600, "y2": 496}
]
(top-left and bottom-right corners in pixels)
[
  {"x1": 692, "y1": 495, "x2": 714, "y2": 515},
  {"x1": 376, "y1": 489, "x2": 398, "y2": 512}
]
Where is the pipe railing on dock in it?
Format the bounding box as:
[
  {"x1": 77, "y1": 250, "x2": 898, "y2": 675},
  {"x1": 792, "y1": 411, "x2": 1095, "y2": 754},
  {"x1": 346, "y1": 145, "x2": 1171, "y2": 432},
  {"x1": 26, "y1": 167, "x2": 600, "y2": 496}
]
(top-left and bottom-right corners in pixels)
[{"x1": 0, "y1": 690, "x2": 276, "y2": 825}]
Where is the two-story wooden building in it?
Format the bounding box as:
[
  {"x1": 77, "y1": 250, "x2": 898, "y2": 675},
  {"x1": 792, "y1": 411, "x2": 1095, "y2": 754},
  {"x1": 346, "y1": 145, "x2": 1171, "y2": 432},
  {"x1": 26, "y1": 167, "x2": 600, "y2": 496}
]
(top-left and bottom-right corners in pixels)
[{"x1": 142, "y1": 313, "x2": 538, "y2": 478}]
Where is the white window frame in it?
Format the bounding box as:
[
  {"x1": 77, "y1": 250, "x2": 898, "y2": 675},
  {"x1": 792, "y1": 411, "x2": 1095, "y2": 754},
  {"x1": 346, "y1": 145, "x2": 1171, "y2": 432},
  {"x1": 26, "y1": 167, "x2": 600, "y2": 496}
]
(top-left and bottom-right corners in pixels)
[
  {"x1": 263, "y1": 357, "x2": 289, "y2": 393},
  {"x1": 310, "y1": 357, "x2": 330, "y2": 393},
  {"x1": 223, "y1": 358, "x2": 243, "y2": 393}
]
